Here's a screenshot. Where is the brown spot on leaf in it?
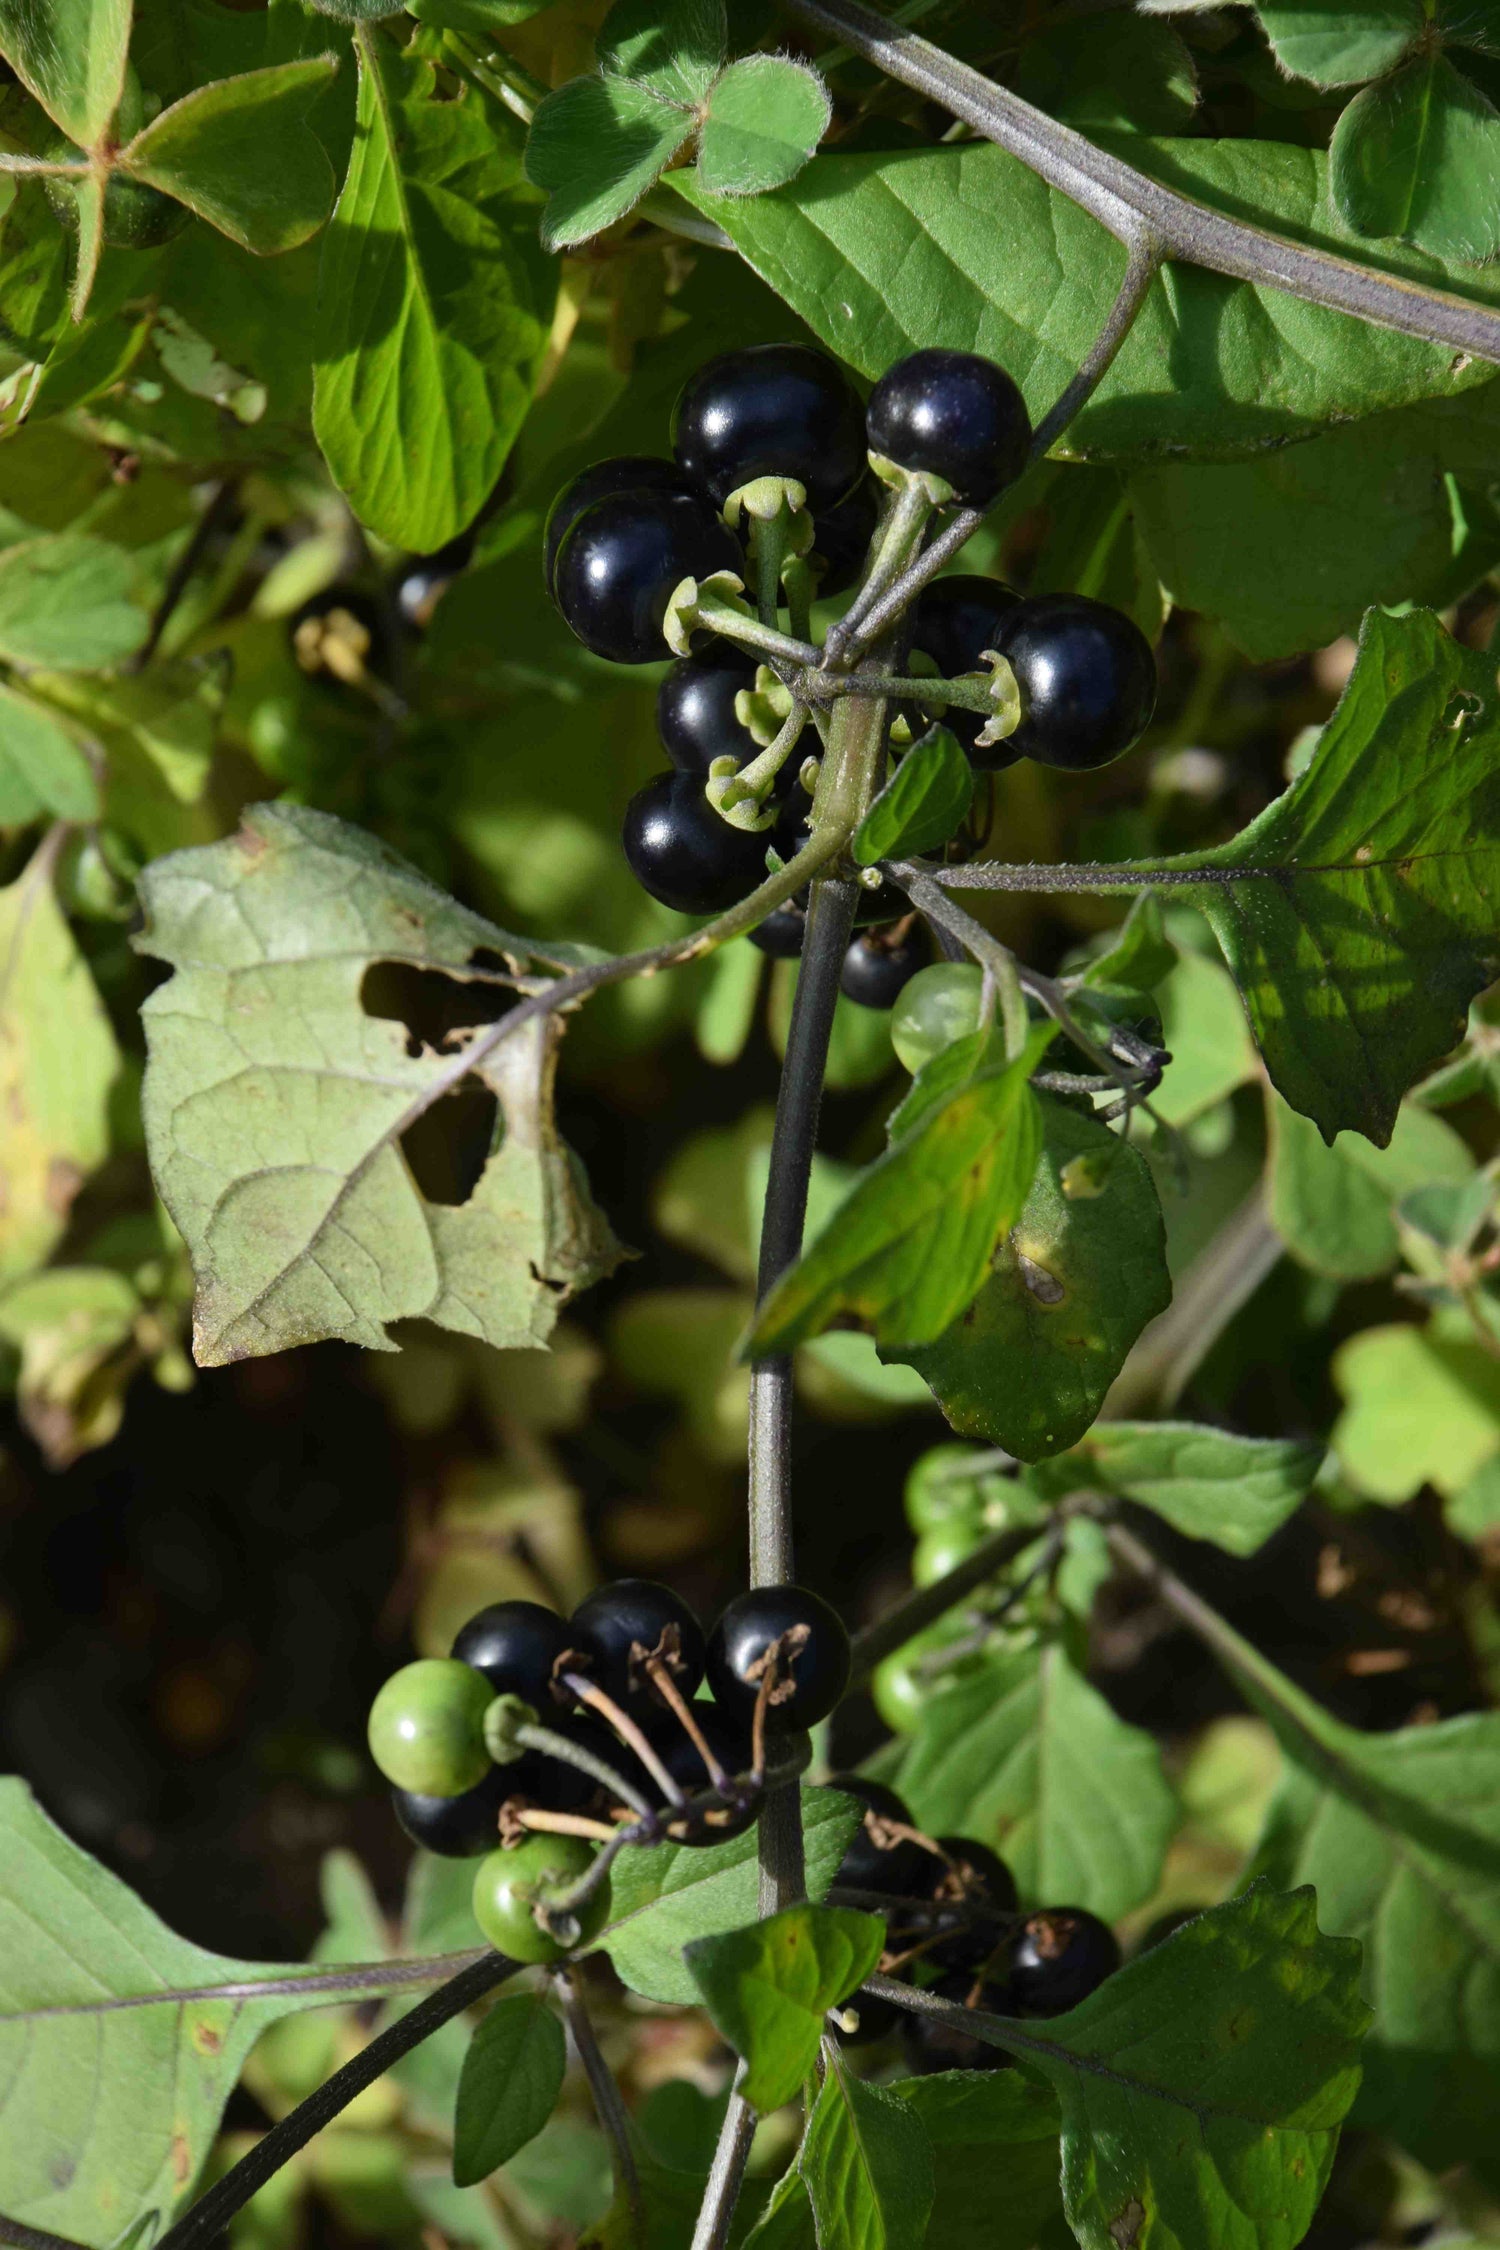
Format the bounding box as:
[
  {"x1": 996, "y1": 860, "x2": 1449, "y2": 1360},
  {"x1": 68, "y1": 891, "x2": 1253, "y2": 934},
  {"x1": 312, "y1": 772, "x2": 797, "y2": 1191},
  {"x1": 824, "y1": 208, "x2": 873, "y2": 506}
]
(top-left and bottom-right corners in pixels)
[
  {"x1": 172, "y1": 2130, "x2": 192, "y2": 2184},
  {"x1": 1109, "y1": 2199, "x2": 1145, "y2": 2247},
  {"x1": 1017, "y1": 1253, "x2": 1065, "y2": 1306},
  {"x1": 45, "y1": 1157, "x2": 84, "y2": 1215},
  {"x1": 191, "y1": 2017, "x2": 223, "y2": 2056}
]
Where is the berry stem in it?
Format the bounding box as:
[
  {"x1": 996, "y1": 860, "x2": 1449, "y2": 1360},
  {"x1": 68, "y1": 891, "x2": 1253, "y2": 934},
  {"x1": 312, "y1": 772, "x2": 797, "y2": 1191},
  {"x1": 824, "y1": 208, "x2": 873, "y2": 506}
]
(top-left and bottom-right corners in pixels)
[
  {"x1": 515, "y1": 1806, "x2": 622, "y2": 1846},
  {"x1": 715, "y1": 702, "x2": 810, "y2": 814},
  {"x1": 644, "y1": 1657, "x2": 732, "y2": 1789},
  {"x1": 895, "y1": 866, "x2": 1028, "y2": 1059},
  {"x1": 689, "y1": 593, "x2": 820, "y2": 670},
  {"x1": 558, "y1": 1670, "x2": 688, "y2": 1808},
  {"x1": 822, "y1": 477, "x2": 933, "y2": 670},
  {"x1": 511, "y1": 1715, "x2": 658, "y2": 1822}
]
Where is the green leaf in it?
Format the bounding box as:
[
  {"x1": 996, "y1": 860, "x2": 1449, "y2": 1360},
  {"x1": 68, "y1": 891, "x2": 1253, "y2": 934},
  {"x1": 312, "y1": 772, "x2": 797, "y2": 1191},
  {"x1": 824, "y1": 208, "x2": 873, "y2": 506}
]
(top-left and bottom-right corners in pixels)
[
  {"x1": 1079, "y1": 890, "x2": 1177, "y2": 1000},
  {"x1": 676, "y1": 137, "x2": 1500, "y2": 466},
  {"x1": 892, "y1": 1095, "x2": 1170, "y2": 1460},
  {"x1": 134, "y1": 802, "x2": 621, "y2": 1366},
  {"x1": 697, "y1": 57, "x2": 831, "y2": 198},
  {"x1": 1128, "y1": 608, "x2": 1500, "y2": 1144},
  {"x1": 122, "y1": 58, "x2": 339, "y2": 256},
  {"x1": 0, "y1": 849, "x2": 119, "y2": 1287},
  {"x1": 0, "y1": 535, "x2": 146, "y2": 670},
  {"x1": 0, "y1": 0, "x2": 129, "y2": 145},
  {"x1": 0, "y1": 1779, "x2": 457, "y2": 2242},
  {"x1": 315, "y1": 36, "x2": 555, "y2": 551},
  {"x1": 802, "y1": 2057, "x2": 936, "y2": 2250},
  {"x1": 1268, "y1": 1092, "x2": 1474, "y2": 1279},
  {"x1": 453, "y1": 1990, "x2": 566, "y2": 2186},
  {"x1": 746, "y1": 1033, "x2": 1048, "y2": 1357},
  {"x1": 944, "y1": 1885, "x2": 1368, "y2": 2250},
  {"x1": 1065, "y1": 1423, "x2": 1324, "y2": 1555},
  {"x1": 686, "y1": 1904, "x2": 884, "y2": 2112},
  {"x1": 890, "y1": 2072, "x2": 1063, "y2": 2250},
  {"x1": 1332, "y1": 50, "x2": 1500, "y2": 262},
  {"x1": 895, "y1": 1639, "x2": 1176, "y2": 1921},
  {"x1": 0, "y1": 681, "x2": 99, "y2": 824},
  {"x1": 524, "y1": 75, "x2": 694, "y2": 253},
  {"x1": 597, "y1": 0, "x2": 725, "y2": 103},
  {"x1": 408, "y1": 0, "x2": 560, "y2": 30},
  {"x1": 1333, "y1": 1321, "x2": 1500, "y2": 1501},
  {"x1": 1014, "y1": 14, "x2": 1198, "y2": 134},
  {"x1": 853, "y1": 726, "x2": 973, "y2": 867},
  {"x1": 1256, "y1": 0, "x2": 1425, "y2": 86},
  {"x1": 601, "y1": 1785, "x2": 863, "y2": 2004}
]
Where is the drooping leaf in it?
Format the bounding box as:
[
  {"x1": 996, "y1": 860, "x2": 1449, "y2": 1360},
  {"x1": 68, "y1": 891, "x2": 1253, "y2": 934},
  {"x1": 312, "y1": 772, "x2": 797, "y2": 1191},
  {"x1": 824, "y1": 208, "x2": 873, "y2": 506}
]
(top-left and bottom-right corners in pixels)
[
  {"x1": 895, "y1": 1640, "x2": 1176, "y2": 1922},
  {"x1": 453, "y1": 1989, "x2": 566, "y2": 2186},
  {"x1": 601, "y1": 1785, "x2": 863, "y2": 2004},
  {"x1": 745, "y1": 1032, "x2": 1048, "y2": 1357},
  {"x1": 0, "y1": 849, "x2": 119, "y2": 1285},
  {"x1": 892, "y1": 1095, "x2": 1170, "y2": 1460},
  {"x1": 1057, "y1": 1422, "x2": 1324, "y2": 1555},
  {"x1": 853, "y1": 726, "x2": 973, "y2": 867},
  {"x1": 134, "y1": 802, "x2": 622, "y2": 1367},
  {"x1": 914, "y1": 1884, "x2": 1368, "y2": 2250},
  {"x1": 676, "y1": 137, "x2": 1500, "y2": 466},
  {"x1": 801, "y1": 2057, "x2": 936, "y2": 2250},
  {"x1": 0, "y1": 535, "x2": 147, "y2": 669},
  {"x1": 696, "y1": 57, "x2": 831, "y2": 199},
  {"x1": 1331, "y1": 50, "x2": 1500, "y2": 262},
  {"x1": 122, "y1": 58, "x2": 340, "y2": 256},
  {"x1": 1268, "y1": 1092, "x2": 1474, "y2": 1280},
  {"x1": 1255, "y1": 0, "x2": 1425, "y2": 86},
  {"x1": 686, "y1": 1904, "x2": 884, "y2": 2113},
  {"x1": 1333, "y1": 1321, "x2": 1500, "y2": 1501},
  {"x1": 524, "y1": 75, "x2": 695, "y2": 253},
  {"x1": 890, "y1": 2072, "x2": 1063, "y2": 2250},
  {"x1": 0, "y1": 1265, "x2": 143, "y2": 1466},
  {"x1": 314, "y1": 35, "x2": 555, "y2": 551},
  {"x1": 0, "y1": 681, "x2": 99, "y2": 823},
  {"x1": 0, "y1": 0, "x2": 130, "y2": 145}
]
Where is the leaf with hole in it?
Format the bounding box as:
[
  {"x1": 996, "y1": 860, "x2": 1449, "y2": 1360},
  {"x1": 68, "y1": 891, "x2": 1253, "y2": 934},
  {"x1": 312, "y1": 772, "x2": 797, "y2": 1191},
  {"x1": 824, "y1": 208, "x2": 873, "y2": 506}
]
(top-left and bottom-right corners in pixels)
[
  {"x1": 854, "y1": 726, "x2": 974, "y2": 866},
  {"x1": 453, "y1": 1989, "x2": 566, "y2": 2186},
  {"x1": 134, "y1": 801, "x2": 621, "y2": 1367},
  {"x1": 122, "y1": 57, "x2": 339, "y2": 256}
]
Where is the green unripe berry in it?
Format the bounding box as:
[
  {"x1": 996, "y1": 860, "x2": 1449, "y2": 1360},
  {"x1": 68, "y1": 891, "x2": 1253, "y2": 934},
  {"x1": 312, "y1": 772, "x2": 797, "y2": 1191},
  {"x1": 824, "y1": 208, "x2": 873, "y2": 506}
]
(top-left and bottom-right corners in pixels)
[
  {"x1": 912, "y1": 1523, "x2": 981, "y2": 1587},
  {"x1": 471, "y1": 1834, "x2": 611, "y2": 1964},
  {"x1": 904, "y1": 1444, "x2": 991, "y2": 1536},
  {"x1": 890, "y1": 963, "x2": 986, "y2": 1074},
  {"x1": 366, "y1": 1657, "x2": 494, "y2": 1797},
  {"x1": 871, "y1": 1619, "x2": 970, "y2": 1733}
]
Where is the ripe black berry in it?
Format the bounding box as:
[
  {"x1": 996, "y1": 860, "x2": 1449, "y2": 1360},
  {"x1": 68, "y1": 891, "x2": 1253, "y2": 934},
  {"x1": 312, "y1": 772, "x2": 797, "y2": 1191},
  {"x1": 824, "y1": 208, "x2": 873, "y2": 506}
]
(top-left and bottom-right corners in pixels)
[
  {"x1": 809, "y1": 476, "x2": 880, "y2": 597},
  {"x1": 909, "y1": 574, "x2": 1023, "y2": 763},
  {"x1": 828, "y1": 1775, "x2": 932, "y2": 1901},
  {"x1": 569, "y1": 1578, "x2": 707, "y2": 1724},
  {"x1": 451, "y1": 1599, "x2": 573, "y2": 1708},
  {"x1": 555, "y1": 491, "x2": 741, "y2": 665},
  {"x1": 926, "y1": 1835, "x2": 1019, "y2": 1971},
  {"x1": 901, "y1": 1972, "x2": 1014, "y2": 2074},
  {"x1": 392, "y1": 1765, "x2": 509, "y2": 1858},
  {"x1": 1007, "y1": 1907, "x2": 1120, "y2": 2015},
  {"x1": 544, "y1": 455, "x2": 702, "y2": 596},
  {"x1": 866, "y1": 349, "x2": 1030, "y2": 507},
  {"x1": 673, "y1": 344, "x2": 867, "y2": 514},
  {"x1": 622, "y1": 771, "x2": 770, "y2": 916},
  {"x1": 992, "y1": 595, "x2": 1156, "y2": 771},
  {"x1": 706, "y1": 1586, "x2": 851, "y2": 1733},
  {"x1": 749, "y1": 902, "x2": 807, "y2": 958},
  {"x1": 839, "y1": 929, "x2": 926, "y2": 1010},
  {"x1": 657, "y1": 645, "x2": 758, "y2": 775}
]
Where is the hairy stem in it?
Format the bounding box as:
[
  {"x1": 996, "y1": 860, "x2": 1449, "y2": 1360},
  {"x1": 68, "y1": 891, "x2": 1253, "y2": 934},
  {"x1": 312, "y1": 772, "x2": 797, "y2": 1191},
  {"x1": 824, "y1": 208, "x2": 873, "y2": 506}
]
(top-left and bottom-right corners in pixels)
[
  {"x1": 565, "y1": 1970, "x2": 643, "y2": 2244},
  {"x1": 688, "y1": 2067, "x2": 758, "y2": 2250},
  {"x1": 155, "y1": 1953, "x2": 515, "y2": 2250}
]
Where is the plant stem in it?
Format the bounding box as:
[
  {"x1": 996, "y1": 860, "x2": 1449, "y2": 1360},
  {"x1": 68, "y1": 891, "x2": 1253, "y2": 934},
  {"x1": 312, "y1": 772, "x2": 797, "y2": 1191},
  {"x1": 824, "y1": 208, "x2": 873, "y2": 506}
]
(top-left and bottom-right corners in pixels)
[
  {"x1": 565, "y1": 1969, "x2": 643, "y2": 2245},
  {"x1": 155, "y1": 1952, "x2": 516, "y2": 2250},
  {"x1": 846, "y1": 1519, "x2": 1041, "y2": 1688},
  {"x1": 0, "y1": 2219, "x2": 91, "y2": 2250},
  {"x1": 688, "y1": 2067, "x2": 758, "y2": 2250},
  {"x1": 129, "y1": 478, "x2": 240, "y2": 674},
  {"x1": 512, "y1": 1714, "x2": 658, "y2": 1820},
  {"x1": 783, "y1": 0, "x2": 1500, "y2": 364}
]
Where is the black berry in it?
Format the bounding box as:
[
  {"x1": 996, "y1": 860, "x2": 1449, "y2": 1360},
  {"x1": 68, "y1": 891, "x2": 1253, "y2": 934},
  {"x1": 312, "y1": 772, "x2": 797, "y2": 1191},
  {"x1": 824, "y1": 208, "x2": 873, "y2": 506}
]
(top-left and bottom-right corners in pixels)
[
  {"x1": 706, "y1": 1586, "x2": 851, "y2": 1734},
  {"x1": 992, "y1": 595, "x2": 1156, "y2": 771},
  {"x1": 555, "y1": 490, "x2": 741, "y2": 665},
  {"x1": 673, "y1": 344, "x2": 867, "y2": 514},
  {"x1": 749, "y1": 902, "x2": 807, "y2": 958},
  {"x1": 901, "y1": 1972, "x2": 1014, "y2": 2074},
  {"x1": 809, "y1": 476, "x2": 880, "y2": 596},
  {"x1": 866, "y1": 349, "x2": 1030, "y2": 507},
  {"x1": 544, "y1": 455, "x2": 702, "y2": 596},
  {"x1": 569, "y1": 1578, "x2": 707, "y2": 1724},
  {"x1": 909, "y1": 574, "x2": 1023, "y2": 763},
  {"x1": 451, "y1": 1599, "x2": 573, "y2": 1709},
  {"x1": 828, "y1": 1775, "x2": 932, "y2": 1901},
  {"x1": 657, "y1": 645, "x2": 759, "y2": 775},
  {"x1": 622, "y1": 771, "x2": 770, "y2": 916},
  {"x1": 654, "y1": 1704, "x2": 759, "y2": 1848},
  {"x1": 926, "y1": 1835, "x2": 1019, "y2": 1971},
  {"x1": 391, "y1": 1765, "x2": 509, "y2": 1858},
  {"x1": 839, "y1": 928, "x2": 926, "y2": 1010},
  {"x1": 1007, "y1": 1907, "x2": 1120, "y2": 2015}
]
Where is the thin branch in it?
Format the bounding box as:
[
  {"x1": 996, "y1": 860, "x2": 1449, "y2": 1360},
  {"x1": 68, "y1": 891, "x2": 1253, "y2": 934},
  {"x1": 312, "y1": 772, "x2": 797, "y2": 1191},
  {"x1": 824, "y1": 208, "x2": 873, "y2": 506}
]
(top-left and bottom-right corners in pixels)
[
  {"x1": 156, "y1": 1952, "x2": 515, "y2": 2250},
  {"x1": 129, "y1": 478, "x2": 240, "y2": 673},
  {"x1": 5, "y1": 1947, "x2": 492, "y2": 2024},
  {"x1": 0, "y1": 2218, "x2": 92, "y2": 2250},
  {"x1": 846, "y1": 1519, "x2": 1040, "y2": 1688},
  {"x1": 909, "y1": 858, "x2": 1187, "y2": 894},
  {"x1": 784, "y1": 0, "x2": 1500, "y2": 365},
  {"x1": 688, "y1": 2069, "x2": 758, "y2": 2250},
  {"x1": 565, "y1": 1969, "x2": 643, "y2": 2246}
]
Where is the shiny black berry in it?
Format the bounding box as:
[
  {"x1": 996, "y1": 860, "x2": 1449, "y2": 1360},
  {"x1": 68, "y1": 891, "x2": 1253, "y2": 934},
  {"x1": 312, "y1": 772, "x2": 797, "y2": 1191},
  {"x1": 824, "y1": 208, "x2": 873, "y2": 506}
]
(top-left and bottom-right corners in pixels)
[
  {"x1": 673, "y1": 344, "x2": 867, "y2": 514},
  {"x1": 569, "y1": 1578, "x2": 707, "y2": 1724},
  {"x1": 829, "y1": 1775, "x2": 932, "y2": 1901},
  {"x1": 910, "y1": 574, "x2": 1023, "y2": 762},
  {"x1": 391, "y1": 1765, "x2": 509, "y2": 1858},
  {"x1": 901, "y1": 1972, "x2": 1014, "y2": 2074},
  {"x1": 657, "y1": 644, "x2": 758, "y2": 775},
  {"x1": 451, "y1": 1600, "x2": 573, "y2": 1709},
  {"x1": 866, "y1": 350, "x2": 1030, "y2": 507},
  {"x1": 544, "y1": 455, "x2": 702, "y2": 596},
  {"x1": 992, "y1": 595, "x2": 1156, "y2": 771},
  {"x1": 1007, "y1": 1907, "x2": 1120, "y2": 2015},
  {"x1": 555, "y1": 491, "x2": 742, "y2": 665},
  {"x1": 840, "y1": 929, "x2": 926, "y2": 1010},
  {"x1": 706, "y1": 1586, "x2": 851, "y2": 1734},
  {"x1": 809, "y1": 476, "x2": 880, "y2": 597},
  {"x1": 749, "y1": 902, "x2": 807, "y2": 958},
  {"x1": 926, "y1": 1835, "x2": 1019, "y2": 1971},
  {"x1": 623, "y1": 771, "x2": 770, "y2": 917}
]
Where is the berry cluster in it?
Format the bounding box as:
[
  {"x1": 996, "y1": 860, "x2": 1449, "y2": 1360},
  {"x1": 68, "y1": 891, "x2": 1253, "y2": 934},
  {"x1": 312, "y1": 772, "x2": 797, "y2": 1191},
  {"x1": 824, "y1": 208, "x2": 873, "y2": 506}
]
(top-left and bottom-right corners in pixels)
[
  {"x1": 366, "y1": 1581, "x2": 851, "y2": 1963},
  {"x1": 827, "y1": 1774, "x2": 1120, "y2": 2061}
]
